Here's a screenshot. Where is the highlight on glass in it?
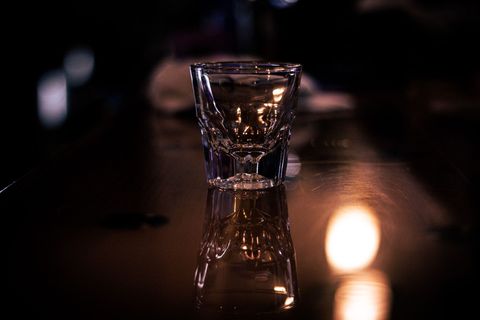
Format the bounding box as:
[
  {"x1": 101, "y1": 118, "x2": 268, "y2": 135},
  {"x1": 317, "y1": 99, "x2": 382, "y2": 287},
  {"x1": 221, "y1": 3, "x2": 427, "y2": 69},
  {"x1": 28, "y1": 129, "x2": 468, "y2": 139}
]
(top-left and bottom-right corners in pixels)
[{"x1": 190, "y1": 62, "x2": 302, "y2": 190}]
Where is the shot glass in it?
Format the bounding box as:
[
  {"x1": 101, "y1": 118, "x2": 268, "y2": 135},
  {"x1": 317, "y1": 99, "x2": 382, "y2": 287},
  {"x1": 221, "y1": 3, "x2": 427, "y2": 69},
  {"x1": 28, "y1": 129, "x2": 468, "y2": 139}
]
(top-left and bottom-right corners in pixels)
[{"x1": 190, "y1": 62, "x2": 302, "y2": 190}]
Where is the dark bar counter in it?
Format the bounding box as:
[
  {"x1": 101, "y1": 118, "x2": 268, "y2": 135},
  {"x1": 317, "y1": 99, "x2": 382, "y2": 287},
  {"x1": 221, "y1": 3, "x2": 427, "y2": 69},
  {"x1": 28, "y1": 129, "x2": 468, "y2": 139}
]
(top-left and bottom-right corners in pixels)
[
  {"x1": 3, "y1": 1, "x2": 480, "y2": 318},
  {"x1": 3, "y1": 93, "x2": 478, "y2": 319}
]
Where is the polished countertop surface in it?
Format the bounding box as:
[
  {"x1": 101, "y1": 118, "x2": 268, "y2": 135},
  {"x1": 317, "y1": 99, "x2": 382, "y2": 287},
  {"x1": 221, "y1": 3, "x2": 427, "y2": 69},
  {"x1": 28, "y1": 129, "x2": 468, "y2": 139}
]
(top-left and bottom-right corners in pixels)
[{"x1": 3, "y1": 99, "x2": 478, "y2": 319}]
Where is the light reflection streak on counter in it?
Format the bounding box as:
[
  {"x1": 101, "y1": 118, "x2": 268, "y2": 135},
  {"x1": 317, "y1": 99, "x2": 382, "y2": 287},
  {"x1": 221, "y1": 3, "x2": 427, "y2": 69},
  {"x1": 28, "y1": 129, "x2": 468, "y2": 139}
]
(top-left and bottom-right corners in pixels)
[
  {"x1": 334, "y1": 270, "x2": 391, "y2": 320},
  {"x1": 325, "y1": 204, "x2": 391, "y2": 320}
]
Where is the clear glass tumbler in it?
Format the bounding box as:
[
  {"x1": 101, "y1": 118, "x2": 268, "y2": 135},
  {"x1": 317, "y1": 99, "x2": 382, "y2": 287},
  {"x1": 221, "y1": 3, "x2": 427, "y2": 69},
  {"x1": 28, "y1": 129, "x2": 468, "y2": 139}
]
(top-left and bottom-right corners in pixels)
[
  {"x1": 194, "y1": 185, "x2": 298, "y2": 317},
  {"x1": 190, "y1": 62, "x2": 302, "y2": 190}
]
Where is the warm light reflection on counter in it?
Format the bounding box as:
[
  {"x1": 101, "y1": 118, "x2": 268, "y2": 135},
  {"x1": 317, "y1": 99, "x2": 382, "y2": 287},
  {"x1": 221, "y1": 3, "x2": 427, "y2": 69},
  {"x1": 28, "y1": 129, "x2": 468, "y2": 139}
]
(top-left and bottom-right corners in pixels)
[
  {"x1": 334, "y1": 270, "x2": 391, "y2": 320},
  {"x1": 325, "y1": 205, "x2": 380, "y2": 272}
]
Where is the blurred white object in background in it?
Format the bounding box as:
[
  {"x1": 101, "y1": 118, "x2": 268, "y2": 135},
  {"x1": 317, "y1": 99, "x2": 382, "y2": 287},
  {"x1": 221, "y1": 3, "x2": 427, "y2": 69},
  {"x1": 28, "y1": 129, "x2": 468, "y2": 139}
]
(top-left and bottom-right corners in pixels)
[
  {"x1": 63, "y1": 47, "x2": 95, "y2": 87},
  {"x1": 147, "y1": 54, "x2": 255, "y2": 114},
  {"x1": 147, "y1": 56, "x2": 197, "y2": 114},
  {"x1": 37, "y1": 70, "x2": 68, "y2": 129},
  {"x1": 148, "y1": 54, "x2": 353, "y2": 114}
]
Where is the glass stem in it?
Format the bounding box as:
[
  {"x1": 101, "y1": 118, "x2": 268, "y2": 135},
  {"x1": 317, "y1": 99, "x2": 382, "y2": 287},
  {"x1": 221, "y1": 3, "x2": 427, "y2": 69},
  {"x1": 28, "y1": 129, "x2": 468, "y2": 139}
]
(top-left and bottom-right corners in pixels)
[{"x1": 237, "y1": 155, "x2": 260, "y2": 175}]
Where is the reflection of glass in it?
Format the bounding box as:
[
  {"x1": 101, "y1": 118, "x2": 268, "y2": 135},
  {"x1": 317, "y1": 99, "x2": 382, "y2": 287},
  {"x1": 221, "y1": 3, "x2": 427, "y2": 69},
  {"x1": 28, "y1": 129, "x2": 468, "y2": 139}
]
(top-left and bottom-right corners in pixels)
[
  {"x1": 190, "y1": 62, "x2": 302, "y2": 190},
  {"x1": 194, "y1": 185, "x2": 298, "y2": 316}
]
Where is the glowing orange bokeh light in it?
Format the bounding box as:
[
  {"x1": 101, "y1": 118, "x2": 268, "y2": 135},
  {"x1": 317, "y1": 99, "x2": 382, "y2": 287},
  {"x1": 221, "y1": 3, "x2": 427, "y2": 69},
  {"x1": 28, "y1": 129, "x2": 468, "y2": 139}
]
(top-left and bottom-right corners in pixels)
[{"x1": 325, "y1": 205, "x2": 380, "y2": 272}]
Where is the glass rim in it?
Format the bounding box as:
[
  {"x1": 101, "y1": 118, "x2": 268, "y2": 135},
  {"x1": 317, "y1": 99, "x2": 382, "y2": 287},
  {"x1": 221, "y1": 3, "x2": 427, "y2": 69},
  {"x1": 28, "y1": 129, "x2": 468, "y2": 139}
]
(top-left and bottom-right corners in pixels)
[{"x1": 190, "y1": 61, "x2": 302, "y2": 74}]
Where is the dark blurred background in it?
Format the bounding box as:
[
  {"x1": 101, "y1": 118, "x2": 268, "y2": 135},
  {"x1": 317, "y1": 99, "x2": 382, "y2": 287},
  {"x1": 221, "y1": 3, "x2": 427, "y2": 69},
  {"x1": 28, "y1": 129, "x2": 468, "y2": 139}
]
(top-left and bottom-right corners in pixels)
[{"x1": 2, "y1": 0, "x2": 479, "y2": 190}]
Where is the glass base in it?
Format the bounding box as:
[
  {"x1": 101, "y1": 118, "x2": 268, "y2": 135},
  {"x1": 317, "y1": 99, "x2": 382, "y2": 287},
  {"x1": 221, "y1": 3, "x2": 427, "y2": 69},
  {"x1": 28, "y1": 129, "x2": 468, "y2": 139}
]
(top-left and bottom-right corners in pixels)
[
  {"x1": 208, "y1": 173, "x2": 277, "y2": 190},
  {"x1": 202, "y1": 137, "x2": 289, "y2": 190}
]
